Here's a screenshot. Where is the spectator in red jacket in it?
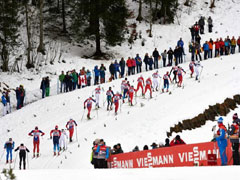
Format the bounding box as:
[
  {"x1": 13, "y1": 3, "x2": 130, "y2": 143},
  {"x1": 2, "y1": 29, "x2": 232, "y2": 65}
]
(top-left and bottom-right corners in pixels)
[
  {"x1": 219, "y1": 38, "x2": 225, "y2": 56},
  {"x1": 214, "y1": 39, "x2": 220, "y2": 57},
  {"x1": 170, "y1": 135, "x2": 186, "y2": 146},
  {"x1": 126, "y1": 57, "x2": 132, "y2": 76},
  {"x1": 237, "y1": 36, "x2": 240, "y2": 53},
  {"x1": 131, "y1": 58, "x2": 136, "y2": 75}
]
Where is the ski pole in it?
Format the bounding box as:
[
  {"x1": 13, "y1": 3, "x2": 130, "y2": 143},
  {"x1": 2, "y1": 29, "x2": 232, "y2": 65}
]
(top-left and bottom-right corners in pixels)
[
  {"x1": 75, "y1": 126, "x2": 80, "y2": 148},
  {"x1": 27, "y1": 152, "x2": 29, "y2": 169},
  {"x1": 81, "y1": 108, "x2": 86, "y2": 122},
  {"x1": 13, "y1": 152, "x2": 18, "y2": 169}
]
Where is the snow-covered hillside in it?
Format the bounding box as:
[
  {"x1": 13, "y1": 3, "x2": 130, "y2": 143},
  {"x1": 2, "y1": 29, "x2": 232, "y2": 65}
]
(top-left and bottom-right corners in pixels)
[
  {"x1": 1, "y1": 0, "x2": 240, "y2": 179},
  {"x1": 1, "y1": 53, "x2": 240, "y2": 171}
]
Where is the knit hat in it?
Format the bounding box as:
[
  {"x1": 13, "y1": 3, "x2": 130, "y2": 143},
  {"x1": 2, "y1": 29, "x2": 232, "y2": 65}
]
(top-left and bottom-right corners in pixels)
[
  {"x1": 218, "y1": 117, "x2": 223, "y2": 123},
  {"x1": 233, "y1": 113, "x2": 238, "y2": 120}
]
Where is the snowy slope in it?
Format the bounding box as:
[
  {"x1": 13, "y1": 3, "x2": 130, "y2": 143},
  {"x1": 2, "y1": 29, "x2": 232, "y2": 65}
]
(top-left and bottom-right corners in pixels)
[{"x1": 0, "y1": 53, "x2": 240, "y2": 170}]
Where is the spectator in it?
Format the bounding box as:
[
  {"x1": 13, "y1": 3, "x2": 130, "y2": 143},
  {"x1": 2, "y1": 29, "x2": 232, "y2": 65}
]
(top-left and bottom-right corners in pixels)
[
  {"x1": 230, "y1": 36, "x2": 236, "y2": 54},
  {"x1": 119, "y1": 58, "x2": 125, "y2": 78},
  {"x1": 80, "y1": 67, "x2": 86, "y2": 75},
  {"x1": 237, "y1": 36, "x2": 240, "y2": 52},
  {"x1": 189, "y1": 42, "x2": 196, "y2": 61},
  {"x1": 224, "y1": 38, "x2": 230, "y2": 55},
  {"x1": 208, "y1": 38, "x2": 213, "y2": 58},
  {"x1": 99, "y1": 64, "x2": 106, "y2": 84},
  {"x1": 215, "y1": 117, "x2": 228, "y2": 166},
  {"x1": 143, "y1": 53, "x2": 149, "y2": 71},
  {"x1": 94, "y1": 66, "x2": 100, "y2": 85},
  {"x1": 193, "y1": 22, "x2": 200, "y2": 38},
  {"x1": 152, "y1": 48, "x2": 160, "y2": 69},
  {"x1": 173, "y1": 46, "x2": 179, "y2": 65},
  {"x1": 40, "y1": 77, "x2": 46, "y2": 98},
  {"x1": 86, "y1": 70, "x2": 92, "y2": 86},
  {"x1": 19, "y1": 85, "x2": 25, "y2": 108},
  {"x1": 115, "y1": 143, "x2": 123, "y2": 154},
  {"x1": 198, "y1": 16, "x2": 205, "y2": 34},
  {"x1": 207, "y1": 16, "x2": 213, "y2": 33},
  {"x1": 165, "y1": 138, "x2": 170, "y2": 147},
  {"x1": 148, "y1": 56, "x2": 154, "y2": 70},
  {"x1": 114, "y1": 60, "x2": 120, "y2": 79},
  {"x1": 228, "y1": 113, "x2": 240, "y2": 165},
  {"x1": 150, "y1": 142, "x2": 158, "y2": 149},
  {"x1": 1, "y1": 92, "x2": 7, "y2": 116},
  {"x1": 72, "y1": 69, "x2": 78, "y2": 90},
  {"x1": 214, "y1": 38, "x2": 220, "y2": 57},
  {"x1": 177, "y1": 37, "x2": 184, "y2": 55},
  {"x1": 135, "y1": 54, "x2": 142, "y2": 73},
  {"x1": 189, "y1": 26, "x2": 195, "y2": 41},
  {"x1": 203, "y1": 41, "x2": 209, "y2": 60},
  {"x1": 132, "y1": 146, "x2": 139, "y2": 152},
  {"x1": 170, "y1": 135, "x2": 186, "y2": 146},
  {"x1": 195, "y1": 42, "x2": 202, "y2": 61},
  {"x1": 167, "y1": 48, "x2": 173, "y2": 66},
  {"x1": 178, "y1": 46, "x2": 184, "y2": 64},
  {"x1": 59, "y1": 71, "x2": 65, "y2": 93},
  {"x1": 126, "y1": 57, "x2": 132, "y2": 76},
  {"x1": 143, "y1": 145, "x2": 149, "y2": 150},
  {"x1": 161, "y1": 50, "x2": 167, "y2": 67},
  {"x1": 131, "y1": 57, "x2": 136, "y2": 75},
  {"x1": 219, "y1": 38, "x2": 225, "y2": 56},
  {"x1": 95, "y1": 139, "x2": 109, "y2": 168},
  {"x1": 64, "y1": 72, "x2": 70, "y2": 92},
  {"x1": 45, "y1": 76, "x2": 50, "y2": 97},
  {"x1": 195, "y1": 34, "x2": 201, "y2": 44},
  {"x1": 109, "y1": 62, "x2": 115, "y2": 80}
]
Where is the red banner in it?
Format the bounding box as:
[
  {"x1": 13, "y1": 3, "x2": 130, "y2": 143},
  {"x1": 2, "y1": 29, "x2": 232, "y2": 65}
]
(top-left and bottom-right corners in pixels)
[{"x1": 109, "y1": 141, "x2": 232, "y2": 168}]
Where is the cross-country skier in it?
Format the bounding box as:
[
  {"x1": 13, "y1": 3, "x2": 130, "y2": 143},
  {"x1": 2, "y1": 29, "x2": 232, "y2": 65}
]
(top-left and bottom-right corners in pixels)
[
  {"x1": 135, "y1": 75, "x2": 145, "y2": 96},
  {"x1": 162, "y1": 72, "x2": 171, "y2": 93},
  {"x1": 50, "y1": 125, "x2": 61, "y2": 156},
  {"x1": 15, "y1": 143, "x2": 30, "y2": 170},
  {"x1": 28, "y1": 126, "x2": 45, "y2": 158},
  {"x1": 59, "y1": 129, "x2": 68, "y2": 151},
  {"x1": 152, "y1": 71, "x2": 161, "y2": 91},
  {"x1": 170, "y1": 66, "x2": 178, "y2": 83},
  {"x1": 106, "y1": 87, "x2": 114, "y2": 111},
  {"x1": 127, "y1": 85, "x2": 135, "y2": 106},
  {"x1": 66, "y1": 118, "x2": 77, "y2": 142},
  {"x1": 84, "y1": 96, "x2": 96, "y2": 119},
  {"x1": 177, "y1": 66, "x2": 186, "y2": 87},
  {"x1": 189, "y1": 61, "x2": 195, "y2": 78},
  {"x1": 144, "y1": 77, "x2": 152, "y2": 98},
  {"x1": 4, "y1": 138, "x2": 14, "y2": 163},
  {"x1": 194, "y1": 61, "x2": 203, "y2": 81},
  {"x1": 121, "y1": 78, "x2": 129, "y2": 103},
  {"x1": 112, "y1": 92, "x2": 122, "y2": 115},
  {"x1": 95, "y1": 86, "x2": 101, "y2": 108}
]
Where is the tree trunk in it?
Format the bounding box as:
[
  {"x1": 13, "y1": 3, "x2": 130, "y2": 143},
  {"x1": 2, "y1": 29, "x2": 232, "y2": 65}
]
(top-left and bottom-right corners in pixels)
[
  {"x1": 57, "y1": 0, "x2": 60, "y2": 12},
  {"x1": 210, "y1": 0, "x2": 215, "y2": 8},
  {"x1": 37, "y1": 0, "x2": 45, "y2": 55},
  {"x1": 62, "y1": 0, "x2": 67, "y2": 33},
  {"x1": 92, "y1": 0, "x2": 101, "y2": 56},
  {"x1": 25, "y1": 3, "x2": 34, "y2": 69},
  {"x1": 149, "y1": 0, "x2": 152, "y2": 37},
  {"x1": 1, "y1": 46, "x2": 9, "y2": 72},
  {"x1": 136, "y1": 0, "x2": 143, "y2": 22}
]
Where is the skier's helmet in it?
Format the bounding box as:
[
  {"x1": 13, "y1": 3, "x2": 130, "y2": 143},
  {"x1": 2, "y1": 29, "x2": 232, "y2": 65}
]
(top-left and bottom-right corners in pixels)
[
  {"x1": 55, "y1": 125, "x2": 58, "y2": 129},
  {"x1": 35, "y1": 126, "x2": 38, "y2": 130}
]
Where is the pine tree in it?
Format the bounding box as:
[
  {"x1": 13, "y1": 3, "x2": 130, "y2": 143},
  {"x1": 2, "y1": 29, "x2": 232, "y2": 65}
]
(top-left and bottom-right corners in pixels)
[
  {"x1": 0, "y1": 0, "x2": 21, "y2": 72},
  {"x1": 70, "y1": 0, "x2": 128, "y2": 57},
  {"x1": 156, "y1": 0, "x2": 178, "y2": 24}
]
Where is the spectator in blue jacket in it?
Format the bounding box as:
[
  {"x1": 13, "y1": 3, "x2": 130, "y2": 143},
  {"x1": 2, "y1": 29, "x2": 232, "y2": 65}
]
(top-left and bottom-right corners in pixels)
[
  {"x1": 215, "y1": 117, "x2": 228, "y2": 166},
  {"x1": 203, "y1": 41, "x2": 209, "y2": 60},
  {"x1": 4, "y1": 138, "x2": 15, "y2": 163},
  {"x1": 114, "y1": 60, "x2": 120, "y2": 79},
  {"x1": 119, "y1": 58, "x2": 125, "y2": 78},
  {"x1": 94, "y1": 66, "x2": 100, "y2": 85},
  {"x1": 177, "y1": 38, "x2": 185, "y2": 55},
  {"x1": 1, "y1": 92, "x2": 7, "y2": 116},
  {"x1": 135, "y1": 54, "x2": 142, "y2": 73},
  {"x1": 148, "y1": 56, "x2": 154, "y2": 70},
  {"x1": 86, "y1": 70, "x2": 92, "y2": 86},
  {"x1": 95, "y1": 139, "x2": 109, "y2": 168}
]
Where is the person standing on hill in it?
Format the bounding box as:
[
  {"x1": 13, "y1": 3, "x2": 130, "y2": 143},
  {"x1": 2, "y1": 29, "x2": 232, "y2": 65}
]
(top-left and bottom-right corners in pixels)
[
  {"x1": 66, "y1": 118, "x2": 77, "y2": 142},
  {"x1": 207, "y1": 16, "x2": 213, "y2": 33},
  {"x1": 95, "y1": 139, "x2": 110, "y2": 168},
  {"x1": 152, "y1": 48, "x2": 160, "y2": 69},
  {"x1": 228, "y1": 113, "x2": 240, "y2": 165},
  {"x1": 143, "y1": 53, "x2": 149, "y2": 71},
  {"x1": 59, "y1": 71, "x2": 65, "y2": 93},
  {"x1": 15, "y1": 143, "x2": 30, "y2": 170},
  {"x1": 45, "y1": 76, "x2": 50, "y2": 97},
  {"x1": 119, "y1": 58, "x2": 125, "y2": 78},
  {"x1": 40, "y1": 77, "x2": 46, "y2": 98},
  {"x1": 135, "y1": 54, "x2": 142, "y2": 73},
  {"x1": 94, "y1": 66, "x2": 100, "y2": 85},
  {"x1": 99, "y1": 64, "x2": 106, "y2": 83},
  {"x1": 126, "y1": 57, "x2": 132, "y2": 76},
  {"x1": 198, "y1": 16, "x2": 205, "y2": 34},
  {"x1": 214, "y1": 117, "x2": 228, "y2": 166},
  {"x1": 167, "y1": 48, "x2": 173, "y2": 66}
]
